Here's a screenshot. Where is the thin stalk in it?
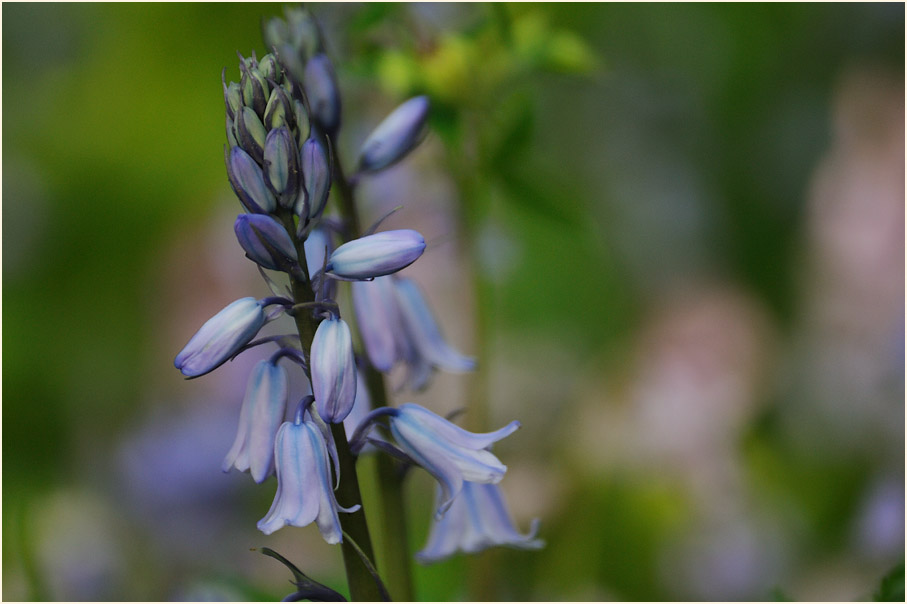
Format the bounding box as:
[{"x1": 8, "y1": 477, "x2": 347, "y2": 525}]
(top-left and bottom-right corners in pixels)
[
  {"x1": 281, "y1": 210, "x2": 383, "y2": 602},
  {"x1": 330, "y1": 154, "x2": 416, "y2": 601}
]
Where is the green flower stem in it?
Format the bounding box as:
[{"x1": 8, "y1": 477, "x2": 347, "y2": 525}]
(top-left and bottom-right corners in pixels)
[
  {"x1": 331, "y1": 155, "x2": 416, "y2": 602},
  {"x1": 280, "y1": 211, "x2": 383, "y2": 602}
]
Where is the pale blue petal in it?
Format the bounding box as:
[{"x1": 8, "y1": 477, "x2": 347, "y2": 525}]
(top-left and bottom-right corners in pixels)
[
  {"x1": 311, "y1": 318, "x2": 357, "y2": 423},
  {"x1": 394, "y1": 278, "x2": 476, "y2": 373},
  {"x1": 327, "y1": 230, "x2": 426, "y2": 279},
  {"x1": 174, "y1": 298, "x2": 265, "y2": 377},
  {"x1": 352, "y1": 277, "x2": 401, "y2": 372}
]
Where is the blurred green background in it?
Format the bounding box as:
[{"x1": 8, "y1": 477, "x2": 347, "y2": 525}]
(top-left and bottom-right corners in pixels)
[{"x1": 3, "y1": 3, "x2": 904, "y2": 601}]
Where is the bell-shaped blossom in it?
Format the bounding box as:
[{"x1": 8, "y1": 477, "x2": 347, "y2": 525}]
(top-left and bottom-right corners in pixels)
[
  {"x1": 234, "y1": 214, "x2": 298, "y2": 272},
  {"x1": 351, "y1": 276, "x2": 475, "y2": 389},
  {"x1": 222, "y1": 360, "x2": 289, "y2": 482},
  {"x1": 385, "y1": 403, "x2": 519, "y2": 517},
  {"x1": 394, "y1": 277, "x2": 476, "y2": 375},
  {"x1": 174, "y1": 297, "x2": 266, "y2": 377},
  {"x1": 351, "y1": 276, "x2": 401, "y2": 372},
  {"x1": 304, "y1": 54, "x2": 341, "y2": 134},
  {"x1": 257, "y1": 415, "x2": 358, "y2": 542},
  {"x1": 358, "y1": 96, "x2": 430, "y2": 173},
  {"x1": 417, "y1": 481, "x2": 544, "y2": 563},
  {"x1": 310, "y1": 317, "x2": 357, "y2": 423},
  {"x1": 326, "y1": 230, "x2": 425, "y2": 280},
  {"x1": 226, "y1": 146, "x2": 276, "y2": 214}
]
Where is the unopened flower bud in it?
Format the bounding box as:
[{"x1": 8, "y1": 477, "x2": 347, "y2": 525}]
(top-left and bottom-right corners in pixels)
[
  {"x1": 223, "y1": 78, "x2": 242, "y2": 121},
  {"x1": 257, "y1": 53, "x2": 281, "y2": 83},
  {"x1": 298, "y1": 137, "x2": 330, "y2": 221},
  {"x1": 286, "y1": 7, "x2": 322, "y2": 60},
  {"x1": 311, "y1": 317, "x2": 357, "y2": 423},
  {"x1": 263, "y1": 16, "x2": 290, "y2": 51},
  {"x1": 263, "y1": 127, "x2": 299, "y2": 203},
  {"x1": 226, "y1": 146, "x2": 277, "y2": 214},
  {"x1": 305, "y1": 54, "x2": 341, "y2": 134},
  {"x1": 326, "y1": 230, "x2": 426, "y2": 279},
  {"x1": 237, "y1": 106, "x2": 268, "y2": 164},
  {"x1": 358, "y1": 96, "x2": 430, "y2": 173},
  {"x1": 263, "y1": 86, "x2": 295, "y2": 132},
  {"x1": 174, "y1": 297, "x2": 266, "y2": 378},
  {"x1": 234, "y1": 214, "x2": 298, "y2": 271},
  {"x1": 241, "y1": 66, "x2": 268, "y2": 118}
]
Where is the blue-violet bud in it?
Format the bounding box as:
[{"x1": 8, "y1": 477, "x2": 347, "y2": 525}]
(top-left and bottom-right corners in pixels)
[
  {"x1": 298, "y1": 136, "x2": 330, "y2": 222},
  {"x1": 226, "y1": 146, "x2": 277, "y2": 214},
  {"x1": 304, "y1": 54, "x2": 341, "y2": 134},
  {"x1": 358, "y1": 96, "x2": 430, "y2": 173},
  {"x1": 326, "y1": 230, "x2": 426, "y2": 279},
  {"x1": 310, "y1": 317, "x2": 357, "y2": 423},
  {"x1": 234, "y1": 214, "x2": 298, "y2": 272},
  {"x1": 263, "y1": 127, "x2": 299, "y2": 203},
  {"x1": 223, "y1": 360, "x2": 289, "y2": 483},
  {"x1": 174, "y1": 297, "x2": 266, "y2": 377}
]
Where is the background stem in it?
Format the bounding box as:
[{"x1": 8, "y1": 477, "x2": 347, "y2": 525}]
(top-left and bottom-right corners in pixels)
[{"x1": 331, "y1": 154, "x2": 416, "y2": 601}]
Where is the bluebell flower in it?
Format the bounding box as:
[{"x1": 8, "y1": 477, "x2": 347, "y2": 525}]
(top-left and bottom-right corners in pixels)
[
  {"x1": 417, "y1": 481, "x2": 544, "y2": 563},
  {"x1": 358, "y1": 96, "x2": 430, "y2": 173},
  {"x1": 222, "y1": 360, "x2": 289, "y2": 483},
  {"x1": 351, "y1": 276, "x2": 401, "y2": 372},
  {"x1": 174, "y1": 297, "x2": 266, "y2": 377},
  {"x1": 351, "y1": 276, "x2": 475, "y2": 389},
  {"x1": 257, "y1": 414, "x2": 359, "y2": 542},
  {"x1": 310, "y1": 317, "x2": 357, "y2": 423},
  {"x1": 326, "y1": 230, "x2": 426, "y2": 280},
  {"x1": 393, "y1": 276, "x2": 476, "y2": 377},
  {"x1": 355, "y1": 403, "x2": 519, "y2": 517},
  {"x1": 234, "y1": 214, "x2": 298, "y2": 272}
]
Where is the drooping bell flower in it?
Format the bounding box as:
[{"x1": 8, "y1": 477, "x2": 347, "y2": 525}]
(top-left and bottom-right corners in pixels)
[
  {"x1": 222, "y1": 360, "x2": 289, "y2": 482},
  {"x1": 325, "y1": 230, "x2": 425, "y2": 280},
  {"x1": 257, "y1": 411, "x2": 359, "y2": 542},
  {"x1": 416, "y1": 481, "x2": 544, "y2": 563},
  {"x1": 174, "y1": 297, "x2": 266, "y2": 377},
  {"x1": 353, "y1": 403, "x2": 520, "y2": 517},
  {"x1": 394, "y1": 277, "x2": 476, "y2": 375},
  {"x1": 310, "y1": 317, "x2": 357, "y2": 423},
  {"x1": 358, "y1": 96, "x2": 430, "y2": 173},
  {"x1": 234, "y1": 214, "x2": 299, "y2": 272},
  {"x1": 351, "y1": 276, "x2": 401, "y2": 372}
]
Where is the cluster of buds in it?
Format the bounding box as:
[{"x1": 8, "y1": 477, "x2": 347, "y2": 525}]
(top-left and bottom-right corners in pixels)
[{"x1": 174, "y1": 6, "x2": 541, "y2": 567}]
